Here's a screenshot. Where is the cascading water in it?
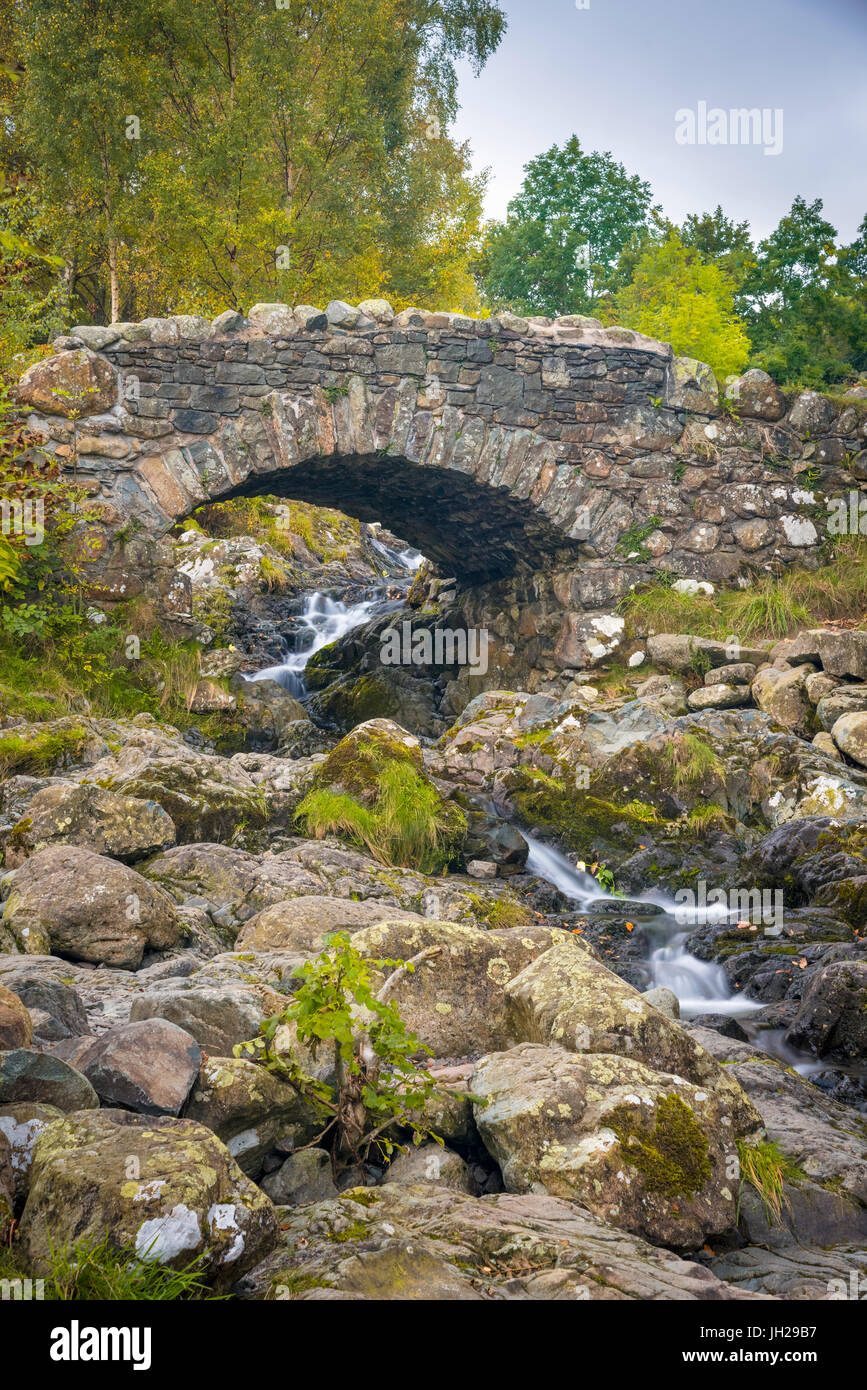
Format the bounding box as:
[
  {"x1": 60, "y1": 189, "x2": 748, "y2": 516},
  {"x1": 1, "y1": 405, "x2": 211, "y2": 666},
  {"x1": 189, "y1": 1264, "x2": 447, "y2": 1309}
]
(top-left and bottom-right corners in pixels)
[
  {"x1": 246, "y1": 541, "x2": 424, "y2": 698},
  {"x1": 246, "y1": 592, "x2": 381, "y2": 698},
  {"x1": 523, "y1": 834, "x2": 825, "y2": 1077}
]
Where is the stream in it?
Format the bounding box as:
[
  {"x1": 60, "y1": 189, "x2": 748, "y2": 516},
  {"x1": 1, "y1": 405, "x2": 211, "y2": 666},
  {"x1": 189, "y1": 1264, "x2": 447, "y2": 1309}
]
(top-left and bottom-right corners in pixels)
[
  {"x1": 247, "y1": 544, "x2": 830, "y2": 1088},
  {"x1": 523, "y1": 836, "x2": 827, "y2": 1080}
]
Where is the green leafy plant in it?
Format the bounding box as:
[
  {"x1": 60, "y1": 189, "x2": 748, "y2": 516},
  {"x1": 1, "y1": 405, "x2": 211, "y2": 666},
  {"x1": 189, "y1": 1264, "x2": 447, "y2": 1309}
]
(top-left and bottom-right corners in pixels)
[
  {"x1": 736, "y1": 1139, "x2": 805, "y2": 1225},
  {"x1": 235, "y1": 933, "x2": 464, "y2": 1170},
  {"x1": 0, "y1": 1234, "x2": 223, "y2": 1301}
]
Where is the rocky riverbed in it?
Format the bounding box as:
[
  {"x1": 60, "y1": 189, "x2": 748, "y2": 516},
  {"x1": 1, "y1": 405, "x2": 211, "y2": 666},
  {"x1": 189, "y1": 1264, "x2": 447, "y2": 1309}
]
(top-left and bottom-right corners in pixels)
[{"x1": 1, "y1": 508, "x2": 866, "y2": 1302}]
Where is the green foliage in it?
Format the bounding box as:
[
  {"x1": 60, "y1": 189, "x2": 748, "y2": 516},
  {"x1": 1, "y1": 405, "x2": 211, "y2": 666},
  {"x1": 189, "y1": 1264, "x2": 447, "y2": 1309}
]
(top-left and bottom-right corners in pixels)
[
  {"x1": 621, "y1": 539, "x2": 867, "y2": 644},
  {"x1": 0, "y1": 723, "x2": 89, "y2": 777},
  {"x1": 736, "y1": 1139, "x2": 805, "y2": 1225},
  {"x1": 296, "y1": 757, "x2": 466, "y2": 875},
  {"x1": 663, "y1": 733, "x2": 722, "y2": 789},
  {"x1": 477, "y1": 136, "x2": 656, "y2": 316},
  {"x1": 5, "y1": 0, "x2": 506, "y2": 323},
  {"x1": 616, "y1": 515, "x2": 662, "y2": 561},
  {"x1": 235, "y1": 933, "x2": 457, "y2": 1167},
  {"x1": 614, "y1": 230, "x2": 750, "y2": 381},
  {"x1": 743, "y1": 198, "x2": 867, "y2": 387},
  {"x1": 0, "y1": 1235, "x2": 222, "y2": 1300}
]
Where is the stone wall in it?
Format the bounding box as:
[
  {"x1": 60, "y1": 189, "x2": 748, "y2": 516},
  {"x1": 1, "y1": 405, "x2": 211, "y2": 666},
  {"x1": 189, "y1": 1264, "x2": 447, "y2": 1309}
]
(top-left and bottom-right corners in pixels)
[{"x1": 14, "y1": 299, "x2": 867, "y2": 673}]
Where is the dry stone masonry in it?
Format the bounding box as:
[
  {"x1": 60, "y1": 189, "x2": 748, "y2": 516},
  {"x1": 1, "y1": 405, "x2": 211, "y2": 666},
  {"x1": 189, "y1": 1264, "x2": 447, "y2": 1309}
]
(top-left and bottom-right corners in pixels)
[{"x1": 15, "y1": 300, "x2": 867, "y2": 673}]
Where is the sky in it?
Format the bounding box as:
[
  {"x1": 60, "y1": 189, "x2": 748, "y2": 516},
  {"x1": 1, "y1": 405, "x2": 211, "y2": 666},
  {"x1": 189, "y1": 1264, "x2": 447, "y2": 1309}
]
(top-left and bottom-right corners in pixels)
[{"x1": 453, "y1": 0, "x2": 867, "y2": 244}]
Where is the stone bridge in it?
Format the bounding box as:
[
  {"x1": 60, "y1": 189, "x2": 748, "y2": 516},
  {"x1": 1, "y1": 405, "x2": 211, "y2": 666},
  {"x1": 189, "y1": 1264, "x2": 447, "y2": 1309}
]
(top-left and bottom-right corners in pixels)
[{"x1": 15, "y1": 299, "x2": 867, "y2": 670}]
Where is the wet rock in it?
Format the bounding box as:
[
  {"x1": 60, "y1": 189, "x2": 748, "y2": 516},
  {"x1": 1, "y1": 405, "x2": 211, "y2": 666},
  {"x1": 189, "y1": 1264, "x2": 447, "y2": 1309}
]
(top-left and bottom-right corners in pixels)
[
  {"x1": 75, "y1": 1018, "x2": 202, "y2": 1115},
  {"x1": 0, "y1": 845, "x2": 181, "y2": 968},
  {"x1": 784, "y1": 961, "x2": 867, "y2": 1063},
  {"x1": 19, "y1": 1109, "x2": 278, "y2": 1287},
  {"x1": 261, "y1": 1148, "x2": 339, "y2": 1205},
  {"x1": 0, "y1": 1048, "x2": 98, "y2": 1111}
]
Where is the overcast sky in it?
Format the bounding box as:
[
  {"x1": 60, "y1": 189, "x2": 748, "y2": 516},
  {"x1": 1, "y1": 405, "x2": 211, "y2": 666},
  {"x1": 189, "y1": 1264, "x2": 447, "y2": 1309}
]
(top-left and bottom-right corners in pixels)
[{"x1": 453, "y1": 0, "x2": 867, "y2": 244}]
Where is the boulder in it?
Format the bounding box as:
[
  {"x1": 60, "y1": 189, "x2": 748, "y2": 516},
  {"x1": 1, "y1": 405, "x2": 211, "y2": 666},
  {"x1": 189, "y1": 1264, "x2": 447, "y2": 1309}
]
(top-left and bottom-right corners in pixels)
[
  {"x1": 646, "y1": 635, "x2": 766, "y2": 673},
  {"x1": 687, "y1": 684, "x2": 751, "y2": 712},
  {"x1": 503, "y1": 940, "x2": 761, "y2": 1127},
  {"x1": 1, "y1": 974, "x2": 89, "y2": 1041},
  {"x1": 0, "y1": 984, "x2": 32, "y2": 1048},
  {"x1": 237, "y1": 1183, "x2": 763, "y2": 1301},
  {"x1": 346, "y1": 919, "x2": 580, "y2": 1058},
  {"x1": 185, "y1": 1056, "x2": 330, "y2": 1177},
  {"x1": 0, "y1": 1130, "x2": 11, "y2": 1242},
  {"x1": 784, "y1": 962, "x2": 867, "y2": 1063},
  {"x1": 751, "y1": 664, "x2": 815, "y2": 737},
  {"x1": 261, "y1": 1148, "x2": 339, "y2": 1205},
  {"x1": 0, "y1": 1102, "x2": 63, "y2": 1206},
  {"x1": 3, "y1": 782, "x2": 176, "y2": 865},
  {"x1": 816, "y1": 631, "x2": 867, "y2": 680},
  {"x1": 0, "y1": 845, "x2": 181, "y2": 968},
  {"x1": 815, "y1": 686, "x2": 867, "y2": 730},
  {"x1": 75, "y1": 1018, "x2": 202, "y2": 1115},
  {"x1": 383, "y1": 1143, "x2": 475, "y2": 1195},
  {"x1": 19, "y1": 1109, "x2": 278, "y2": 1286},
  {"x1": 831, "y1": 712, "x2": 867, "y2": 766},
  {"x1": 16, "y1": 348, "x2": 117, "y2": 417},
  {"x1": 0, "y1": 1048, "x2": 98, "y2": 1110},
  {"x1": 129, "y1": 980, "x2": 282, "y2": 1053},
  {"x1": 472, "y1": 1044, "x2": 747, "y2": 1248},
  {"x1": 235, "y1": 896, "x2": 426, "y2": 954}
]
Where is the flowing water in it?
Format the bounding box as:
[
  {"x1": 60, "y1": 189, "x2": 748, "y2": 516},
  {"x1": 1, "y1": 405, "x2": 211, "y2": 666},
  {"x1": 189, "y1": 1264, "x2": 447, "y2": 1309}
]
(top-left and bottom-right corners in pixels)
[
  {"x1": 246, "y1": 541, "x2": 424, "y2": 698},
  {"x1": 523, "y1": 835, "x2": 824, "y2": 1077}
]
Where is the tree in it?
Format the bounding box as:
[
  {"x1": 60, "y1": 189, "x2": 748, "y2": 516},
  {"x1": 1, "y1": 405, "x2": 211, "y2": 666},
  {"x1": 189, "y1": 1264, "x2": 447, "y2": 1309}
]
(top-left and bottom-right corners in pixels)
[
  {"x1": 680, "y1": 205, "x2": 755, "y2": 306},
  {"x1": 5, "y1": 0, "x2": 506, "y2": 325},
  {"x1": 742, "y1": 196, "x2": 866, "y2": 385},
  {"x1": 477, "y1": 136, "x2": 657, "y2": 316},
  {"x1": 614, "y1": 230, "x2": 750, "y2": 382}
]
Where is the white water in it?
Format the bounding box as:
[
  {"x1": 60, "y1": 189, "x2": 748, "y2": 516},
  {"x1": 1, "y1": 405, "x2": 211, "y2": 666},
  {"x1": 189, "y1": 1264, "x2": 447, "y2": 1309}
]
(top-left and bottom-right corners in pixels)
[
  {"x1": 246, "y1": 540, "x2": 424, "y2": 698},
  {"x1": 524, "y1": 836, "x2": 759, "y2": 1016},
  {"x1": 523, "y1": 835, "x2": 829, "y2": 1075},
  {"x1": 369, "y1": 536, "x2": 424, "y2": 573},
  {"x1": 246, "y1": 592, "x2": 380, "y2": 697}
]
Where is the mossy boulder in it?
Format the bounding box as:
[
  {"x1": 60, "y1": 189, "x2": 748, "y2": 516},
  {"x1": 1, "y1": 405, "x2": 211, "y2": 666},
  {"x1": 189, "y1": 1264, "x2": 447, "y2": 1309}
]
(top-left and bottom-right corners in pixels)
[
  {"x1": 19, "y1": 1109, "x2": 277, "y2": 1288},
  {"x1": 0, "y1": 845, "x2": 181, "y2": 968},
  {"x1": 185, "y1": 1055, "x2": 330, "y2": 1178},
  {"x1": 89, "y1": 753, "x2": 276, "y2": 847},
  {"x1": 504, "y1": 940, "x2": 762, "y2": 1130},
  {"x1": 235, "y1": 895, "x2": 427, "y2": 953},
  {"x1": 295, "y1": 719, "x2": 467, "y2": 873},
  {"x1": 472, "y1": 1044, "x2": 745, "y2": 1248},
  {"x1": 346, "y1": 918, "x2": 588, "y2": 1058},
  {"x1": 2, "y1": 781, "x2": 176, "y2": 866}
]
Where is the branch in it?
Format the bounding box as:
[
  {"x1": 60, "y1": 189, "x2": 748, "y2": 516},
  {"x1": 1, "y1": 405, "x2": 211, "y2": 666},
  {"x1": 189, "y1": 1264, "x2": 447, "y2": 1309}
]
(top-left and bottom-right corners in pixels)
[{"x1": 375, "y1": 946, "x2": 443, "y2": 1005}]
